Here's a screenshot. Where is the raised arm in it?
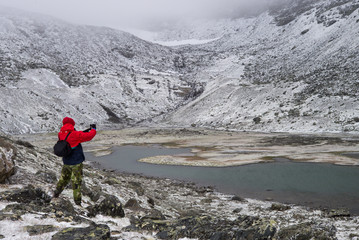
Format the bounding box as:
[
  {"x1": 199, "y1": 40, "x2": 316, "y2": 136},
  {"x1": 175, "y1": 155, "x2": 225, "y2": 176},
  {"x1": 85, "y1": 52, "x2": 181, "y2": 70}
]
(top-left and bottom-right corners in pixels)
[{"x1": 77, "y1": 129, "x2": 96, "y2": 143}]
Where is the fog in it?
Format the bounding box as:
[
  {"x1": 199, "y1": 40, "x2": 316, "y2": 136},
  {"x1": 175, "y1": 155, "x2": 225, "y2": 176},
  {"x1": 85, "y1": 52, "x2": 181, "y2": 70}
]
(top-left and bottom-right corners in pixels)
[{"x1": 0, "y1": 0, "x2": 288, "y2": 29}]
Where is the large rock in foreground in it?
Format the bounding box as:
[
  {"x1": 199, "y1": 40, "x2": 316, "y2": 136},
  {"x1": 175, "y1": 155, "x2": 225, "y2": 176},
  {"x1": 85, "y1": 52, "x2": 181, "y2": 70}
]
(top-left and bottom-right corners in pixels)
[
  {"x1": 51, "y1": 223, "x2": 110, "y2": 240},
  {"x1": 127, "y1": 214, "x2": 277, "y2": 240},
  {"x1": 0, "y1": 184, "x2": 51, "y2": 205}
]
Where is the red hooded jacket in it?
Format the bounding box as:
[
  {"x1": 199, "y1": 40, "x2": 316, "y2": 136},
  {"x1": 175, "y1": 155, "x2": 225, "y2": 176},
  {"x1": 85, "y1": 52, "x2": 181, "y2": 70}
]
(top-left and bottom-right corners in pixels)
[
  {"x1": 58, "y1": 117, "x2": 96, "y2": 165},
  {"x1": 58, "y1": 117, "x2": 96, "y2": 148}
]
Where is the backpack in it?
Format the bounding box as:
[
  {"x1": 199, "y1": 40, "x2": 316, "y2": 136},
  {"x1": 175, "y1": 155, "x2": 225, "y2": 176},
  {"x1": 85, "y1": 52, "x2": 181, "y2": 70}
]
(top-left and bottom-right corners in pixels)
[{"x1": 53, "y1": 132, "x2": 72, "y2": 157}]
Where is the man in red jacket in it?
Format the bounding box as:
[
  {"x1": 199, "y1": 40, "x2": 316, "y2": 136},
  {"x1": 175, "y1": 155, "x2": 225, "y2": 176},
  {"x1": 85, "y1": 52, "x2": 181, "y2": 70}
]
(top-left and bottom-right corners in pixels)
[{"x1": 53, "y1": 117, "x2": 96, "y2": 206}]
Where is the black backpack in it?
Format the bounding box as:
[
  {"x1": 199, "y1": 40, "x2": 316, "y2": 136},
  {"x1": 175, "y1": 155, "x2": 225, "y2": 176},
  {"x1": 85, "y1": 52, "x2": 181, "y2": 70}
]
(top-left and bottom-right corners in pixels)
[{"x1": 53, "y1": 132, "x2": 72, "y2": 157}]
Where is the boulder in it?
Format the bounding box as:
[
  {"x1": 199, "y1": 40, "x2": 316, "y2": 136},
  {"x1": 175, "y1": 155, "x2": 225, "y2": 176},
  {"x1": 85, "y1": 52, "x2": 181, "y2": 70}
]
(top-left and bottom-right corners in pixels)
[
  {"x1": 3, "y1": 198, "x2": 75, "y2": 218},
  {"x1": 82, "y1": 184, "x2": 103, "y2": 202},
  {"x1": 104, "y1": 177, "x2": 122, "y2": 186},
  {"x1": 231, "y1": 195, "x2": 245, "y2": 202},
  {"x1": 276, "y1": 222, "x2": 336, "y2": 239},
  {"x1": 35, "y1": 170, "x2": 57, "y2": 184},
  {"x1": 87, "y1": 194, "x2": 125, "y2": 218},
  {"x1": 270, "y1": 203, "x2": 291, "y2": 211},
  {"x1": 178, "y1": 209, "x2": 206, "y2": 218},
  {"x1": 0, "y1": 185, "x2": 51, "y2": 205},
  {"x1": 0, "y1": 212, "x2": 22, "y2": 221},
  {"x1": 50, "y1": 198, "x2": 75, "y2": 216},
  {"x1": 3, "y1": 203, "x2": 44, "y2": 215},
  {"x1": 25, "y1": 225, "x2": 57, "y2": 236},
  {"x1": 233, "y1": 208, "x2": 242, "y2": 213},
  {"x1": 124, "y1": 198, "x2": 142, "y2": 211},
  {"x1": 51, "y1": 223, "x2": 110, "y2": 240},
  {"x1": 328, "y1": 208, "x2": 350, "y2": 218},
  {"x1": 128, "y1": 181, "x2": 145, "y2": 196},
  {"x1": 128, "y1": 214, "x2": 277, "y2": 240},
  {"x1": 141, "y1": 209, "x2": 166, "y2": 221},
  {"x1": 210, "y1": 232, "x2": 228, "y2": 240},
  {"x1": 0, "y1": 138, "x2": 16, "y2": 183}
]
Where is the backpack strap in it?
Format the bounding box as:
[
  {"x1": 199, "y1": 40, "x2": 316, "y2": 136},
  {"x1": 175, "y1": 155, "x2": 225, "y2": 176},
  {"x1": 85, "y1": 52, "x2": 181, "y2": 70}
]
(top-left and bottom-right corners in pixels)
[{"x1": 62, "y1": 132, "x2": 72, "y2": 141}]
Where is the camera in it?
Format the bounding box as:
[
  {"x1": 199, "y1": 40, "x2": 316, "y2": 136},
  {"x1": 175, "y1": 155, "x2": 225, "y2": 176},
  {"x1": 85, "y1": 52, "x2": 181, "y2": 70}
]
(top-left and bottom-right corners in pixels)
[{"x1": 83, "y1": 124, "x2": 96, "y2": 132}]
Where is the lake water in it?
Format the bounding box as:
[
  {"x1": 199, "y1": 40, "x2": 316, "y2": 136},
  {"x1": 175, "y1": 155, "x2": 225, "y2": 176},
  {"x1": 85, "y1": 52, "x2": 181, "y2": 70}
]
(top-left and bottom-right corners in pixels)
[{"x1": 85, "y1": 145, "x2": 359, "y2": 214}]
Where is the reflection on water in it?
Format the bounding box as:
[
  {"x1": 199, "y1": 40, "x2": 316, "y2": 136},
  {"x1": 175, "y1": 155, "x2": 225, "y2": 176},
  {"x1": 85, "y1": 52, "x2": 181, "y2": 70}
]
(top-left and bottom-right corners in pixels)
[
  {"x1": 343, "y1": 152, "x2": 359, "y2": 159},
  {"x1": 85, "y1": 145, "x2": 359, "y2": 214}
]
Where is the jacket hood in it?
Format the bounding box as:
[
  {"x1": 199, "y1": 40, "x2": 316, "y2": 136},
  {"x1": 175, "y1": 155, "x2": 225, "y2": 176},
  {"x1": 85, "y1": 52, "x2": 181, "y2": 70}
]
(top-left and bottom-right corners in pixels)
[
  {"x1": 60, "y1": 123, "x2": 75, "y2": 133},
  {"x1": 62, "y1": 117, "x2": 75, "y2": 126}
]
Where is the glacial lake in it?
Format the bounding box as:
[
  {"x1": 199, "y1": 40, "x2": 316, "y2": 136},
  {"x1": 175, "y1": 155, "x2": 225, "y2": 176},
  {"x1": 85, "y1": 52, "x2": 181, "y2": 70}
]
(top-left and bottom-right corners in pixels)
[{"x1": 85, "y1": 145, "x2": 359, "y2": 214}]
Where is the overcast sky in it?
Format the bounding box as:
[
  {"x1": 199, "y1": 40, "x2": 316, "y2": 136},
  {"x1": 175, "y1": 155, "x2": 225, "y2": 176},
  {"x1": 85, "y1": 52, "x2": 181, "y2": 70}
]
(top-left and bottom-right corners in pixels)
[{"x1": 0, "y1": 0, "x2": 283, "y2": 29}]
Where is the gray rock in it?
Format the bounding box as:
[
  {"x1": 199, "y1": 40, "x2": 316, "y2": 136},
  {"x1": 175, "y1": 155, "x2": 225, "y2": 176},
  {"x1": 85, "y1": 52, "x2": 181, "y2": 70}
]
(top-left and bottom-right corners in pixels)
[
  {"x1": 128, "y1": 181, "x2": 145, "y2": 196},
  {"x1": 83, "y1": 185, "x2": 103, "y2": 202},
  {"x1": 51, "y1": 223, "x2": 110, "y2": 240},
  {"x1": 14, "y1": 140, "x2": 34, "y2": 149},
  {"x1": 0, "y1": 185, "x2": 51, "y2": 205},
  {"x1": 129, "y1": 214, "x2": 277, "y2": 240},
  {"x1": 231, "y1": 195, "x2": 245, "y2": 202},
  {"x1": 104, "y1": 177, "x2": 121, "y2": 186},
  {"x1": 3, "y1": 203, "x2": 41, "y2": 215},
  {"x1": 210, "y1": 232, "x2": 228, "y2": 240},
  {"x1": 156, "y1": 231, "x2": 169, "y2": 239},
  {"x1": 200, "y1": 198, "x2": 213, "y2": 204},
  {"x1": 270, "y1": 203, "x2": 291, "y2": 211},
  {"x1": 35, "y1": 170, "x2": 57, "y2": 183},
  {"x1": 328, "y1": 208, "x2": 350, "y2": 218},
  {"x1": 142, "y1": 209, "x2": 166, "y2": 221},
  {"x1": 25, "y1": 225, "x2": 57, "y2": 236},
  {"x1": 276, "y1": 222, "x2": 336, "y2": 239},
  {"x1": 196, "y1": 186, "x2": 214, "y2": 194},
  {"x1": 0, "y1": 213, "x2": 22, "y2": 221},
  {"x1": 87, "y1": 195, "x2": 125, "y2": 218},
  {"x1": 124, "y1": 198, "x2": 142, "y2": 211},
  {"x1": 50, "y1": 198, "x2": 75, "y2": 215},
  {"x1": 0, "y1": 137, "x2": 16, "y2": 183},
  {"x1": 233, "y1": 208, "x2": 242, "y2": 213}
]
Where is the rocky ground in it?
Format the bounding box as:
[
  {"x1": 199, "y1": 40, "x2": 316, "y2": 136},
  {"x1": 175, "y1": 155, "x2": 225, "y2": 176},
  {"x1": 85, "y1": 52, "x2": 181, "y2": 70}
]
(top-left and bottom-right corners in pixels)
[{"x1": 1, "y1": 128, "x2": 359, "y2": 239}]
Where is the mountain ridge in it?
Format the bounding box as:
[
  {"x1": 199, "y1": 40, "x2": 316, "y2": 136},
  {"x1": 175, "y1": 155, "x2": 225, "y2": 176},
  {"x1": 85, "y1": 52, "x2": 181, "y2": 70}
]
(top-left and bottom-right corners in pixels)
[
  {"x1": 0, "y1": 1, "x2": 359, "y2": 133},
  {"x1": 0, "y1": 5, "x2": 202, "y2": 133},
  {"x1": 157, "y1": 0, "x2": 359, "y2": 133}
]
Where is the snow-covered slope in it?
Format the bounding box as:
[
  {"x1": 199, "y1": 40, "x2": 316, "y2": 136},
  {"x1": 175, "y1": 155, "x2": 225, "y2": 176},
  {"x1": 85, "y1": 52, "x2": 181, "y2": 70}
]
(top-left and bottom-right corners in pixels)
[
  {"x1": 161, "y1": 0, "x2": 359, "y2": 132},
  {"x1": 0, "y1": 7, "x2": 196, "y2": 133},
  {"x1": 1, "y1": 0, "x2": 359, "y2": 133}
]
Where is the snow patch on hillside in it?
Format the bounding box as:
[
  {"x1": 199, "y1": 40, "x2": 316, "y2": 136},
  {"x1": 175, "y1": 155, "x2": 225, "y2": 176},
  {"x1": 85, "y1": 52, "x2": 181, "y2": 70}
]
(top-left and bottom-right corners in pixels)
[
  {"x1": 154, "y1": 37, "x2": 221, "y2": 46},
  {"x1": 120, "y1": 27, "x2": 222, "y2": 46}
]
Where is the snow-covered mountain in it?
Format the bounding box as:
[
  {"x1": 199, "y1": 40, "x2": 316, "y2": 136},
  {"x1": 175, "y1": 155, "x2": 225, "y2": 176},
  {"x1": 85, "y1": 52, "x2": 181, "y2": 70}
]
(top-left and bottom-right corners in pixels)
[
  {"x1": 160, "y1": 0, "x2": 359, "y2": 132},
  {"x1": 1, "y1": 0, "x2": 359, "y2": 134},
  {"x1": 0, "y1": 7, "x2": 198, "y2": 133}
]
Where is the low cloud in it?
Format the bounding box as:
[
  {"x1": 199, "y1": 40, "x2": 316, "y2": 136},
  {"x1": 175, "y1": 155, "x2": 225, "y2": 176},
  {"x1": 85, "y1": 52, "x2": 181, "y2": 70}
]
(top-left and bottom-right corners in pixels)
[{"x1": 0, "y1": 0, "x2": 289, "y2": 29}]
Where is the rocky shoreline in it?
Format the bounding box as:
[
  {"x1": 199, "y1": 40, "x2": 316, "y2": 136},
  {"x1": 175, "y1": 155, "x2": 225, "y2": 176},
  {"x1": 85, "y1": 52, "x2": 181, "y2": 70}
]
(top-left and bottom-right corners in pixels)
[
  {"x1": 1, "y1": 129, "x2": 359, "y2": 239},
  {"x1": 18, "y1": 128, "x2": 359, "y2": 167}
]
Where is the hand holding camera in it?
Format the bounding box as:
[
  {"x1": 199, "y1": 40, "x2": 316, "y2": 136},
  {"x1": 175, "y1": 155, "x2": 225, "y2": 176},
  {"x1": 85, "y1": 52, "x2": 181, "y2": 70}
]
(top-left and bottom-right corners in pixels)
[{"x1": 82, "y1": 124, "x2": 97, "y2": 132}]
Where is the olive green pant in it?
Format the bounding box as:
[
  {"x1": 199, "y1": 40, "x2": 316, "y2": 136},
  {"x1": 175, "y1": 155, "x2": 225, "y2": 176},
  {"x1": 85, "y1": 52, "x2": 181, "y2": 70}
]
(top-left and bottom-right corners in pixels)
[{"x1": 55, "y1": 163, "x2": 83, "y2": 205}]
